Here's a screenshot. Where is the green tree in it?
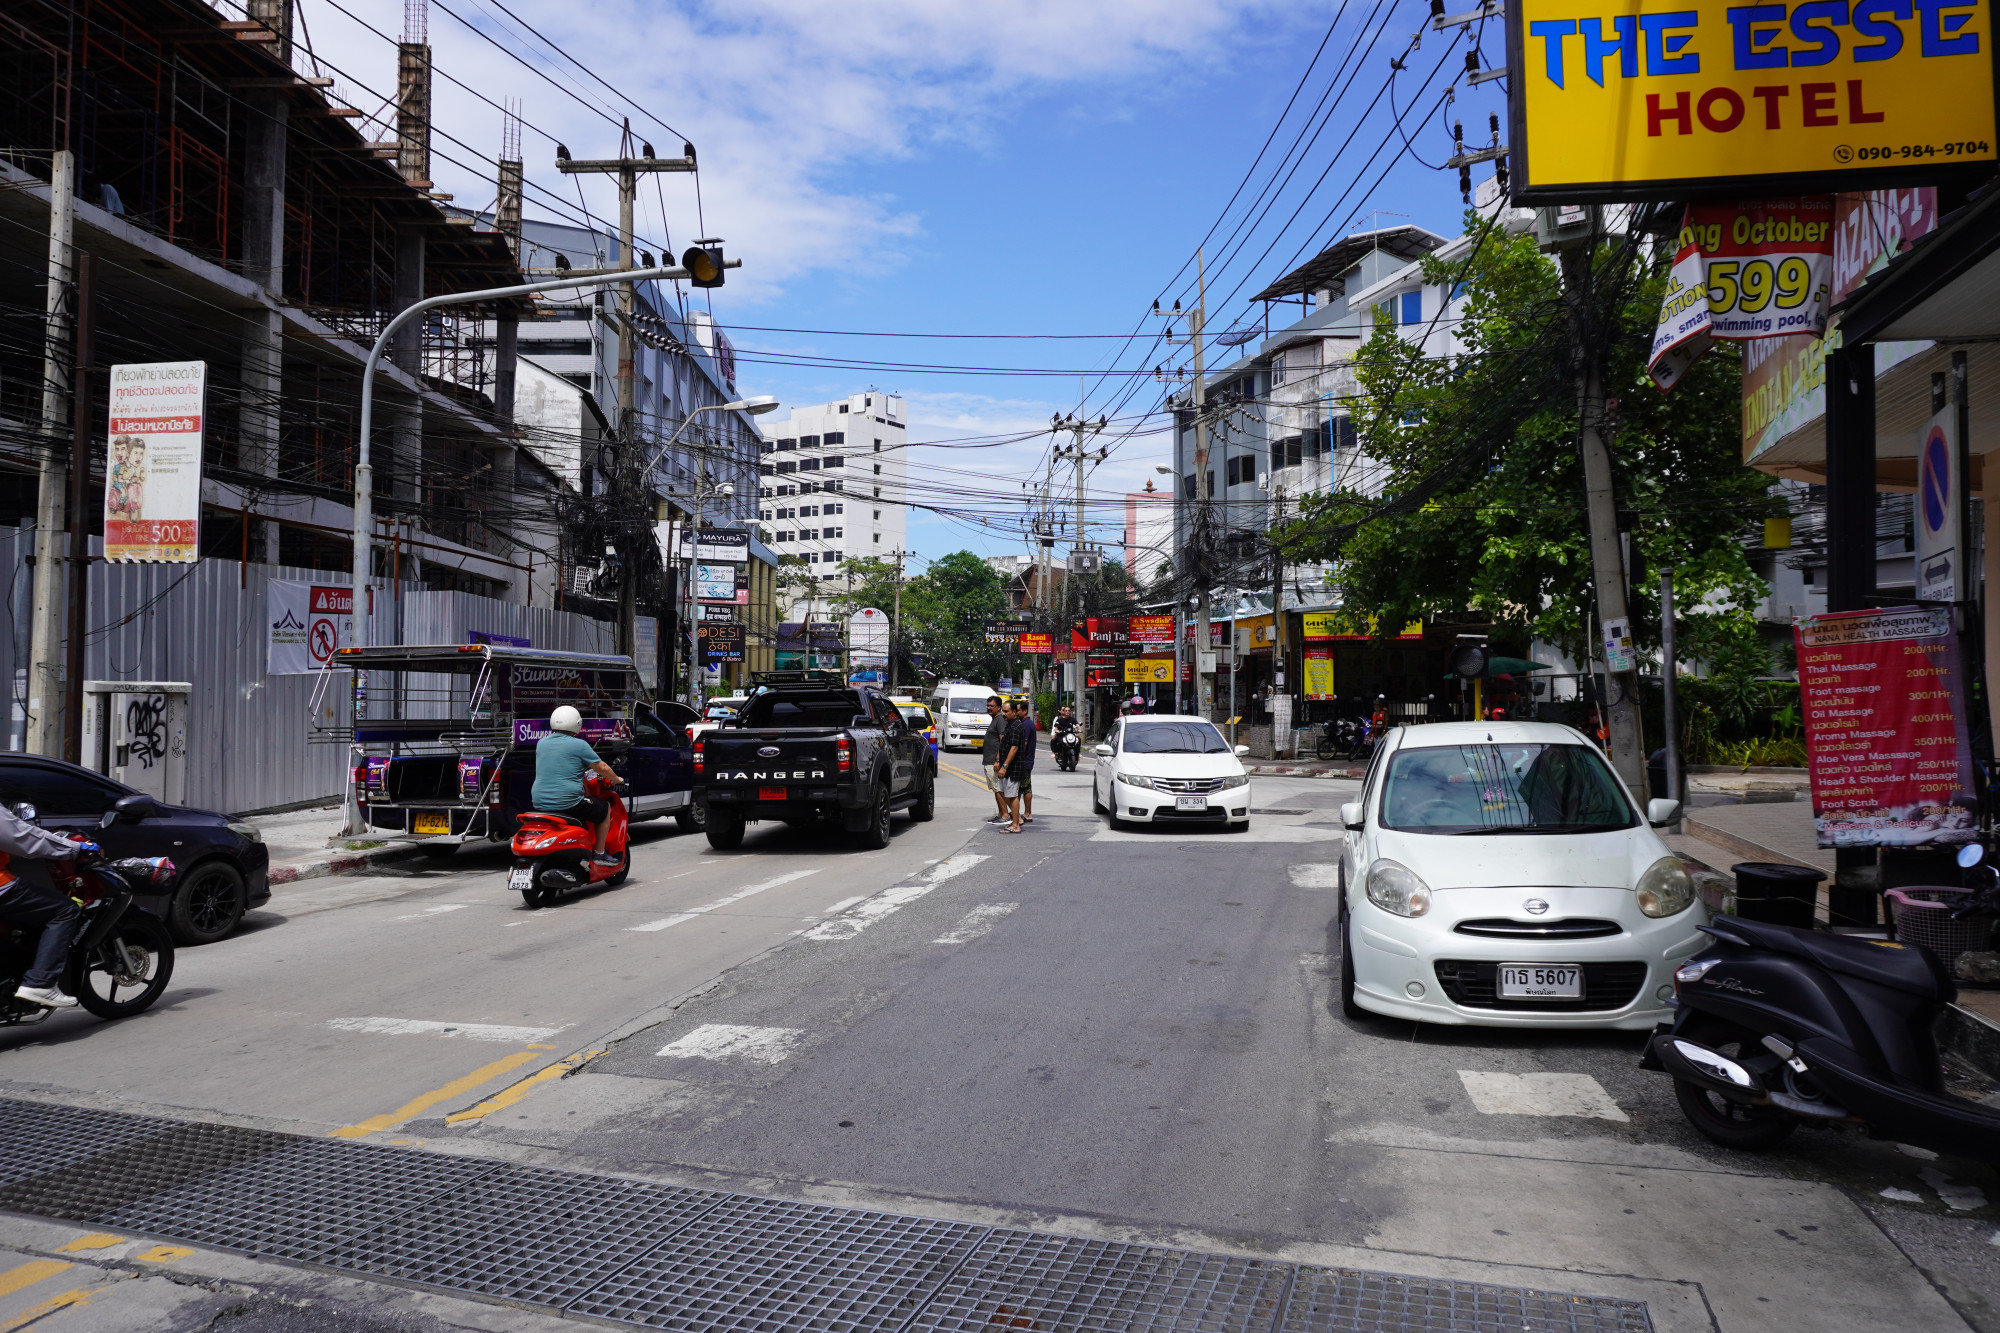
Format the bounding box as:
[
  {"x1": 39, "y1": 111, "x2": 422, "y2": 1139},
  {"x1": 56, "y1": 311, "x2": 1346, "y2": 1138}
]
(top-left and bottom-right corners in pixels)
[{"x1": 1280, "y1": 211, "x2": 1776, "y2": 666}]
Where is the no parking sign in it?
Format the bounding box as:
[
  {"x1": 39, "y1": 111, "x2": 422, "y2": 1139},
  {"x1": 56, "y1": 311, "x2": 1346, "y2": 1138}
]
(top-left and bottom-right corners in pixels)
[{"x1": 1915, "y1": 388, "x2": 1961, "y2": 604}]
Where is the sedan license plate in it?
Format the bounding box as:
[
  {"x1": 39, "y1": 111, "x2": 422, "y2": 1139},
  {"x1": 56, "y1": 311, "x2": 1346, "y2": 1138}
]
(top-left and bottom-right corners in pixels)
[
  {"x1": 759, "y1": 785, "x2": 788, "y2": 801},
  {"x1": 509, "y1": 865, "x2": 533, "y2": 892},
  {"x1": 413, "y1": 813, "x2": 450, "y2": 836},
  {"x1": 1175, "y1": 795, "x2": 1209, "y2": 810},
  {"x1": 1498, "y1": 964, "x2": 1583, "y2": 999}
]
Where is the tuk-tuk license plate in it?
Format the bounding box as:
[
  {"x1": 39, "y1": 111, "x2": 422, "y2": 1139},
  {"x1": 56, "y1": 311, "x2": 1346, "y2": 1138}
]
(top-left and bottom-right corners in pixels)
[
  {"x1": 1498, "y1": 965, "x2": 1582, "y2": 999},
  {"x1": 509, "y1": 865, "x2": 533, "y2": 892},
  {"x1": 414, "y1": 814, "x2": 451, "y2": 836},
  {"x1": 759, "y1": 786, "x2": 788, "y2": 801}
]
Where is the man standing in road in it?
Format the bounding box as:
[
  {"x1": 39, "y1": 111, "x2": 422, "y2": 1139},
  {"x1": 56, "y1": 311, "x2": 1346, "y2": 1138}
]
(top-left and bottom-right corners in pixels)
[
  {"x1": 981, "y1": 695, "x2": 1009, "y2": 824},
  {"x1": 996, "y1": 702, "x2": 1029, "y2": 834},
  {"x1": 1012, "y1": 700, "x2": 1038, "y2": 824}
]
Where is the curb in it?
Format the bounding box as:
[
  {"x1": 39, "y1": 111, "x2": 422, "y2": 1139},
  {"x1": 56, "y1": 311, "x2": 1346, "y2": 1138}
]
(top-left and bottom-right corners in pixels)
[
  {"x1": 1938, "y1": 1000, "x2": 2000, "y2": 1083},
  {"x1": 1681, "y1": 810, "x2": 1828, "y2": 874},
  {"x1": 1242, "y1": 766, "x2": 1363, "y2": 779},
  {"x1": 266, "y1": 843, "x2": 423, "y2": 885}
]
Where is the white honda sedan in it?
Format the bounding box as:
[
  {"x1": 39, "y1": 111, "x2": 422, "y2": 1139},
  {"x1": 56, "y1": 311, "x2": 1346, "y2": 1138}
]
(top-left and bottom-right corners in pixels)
[
  {"x1": 1338, "y1": 721, "x2": 1704, "y2": 1030},
  {"x1": 1091, "y1": 715, "x2": 1252, "y2": 831}
]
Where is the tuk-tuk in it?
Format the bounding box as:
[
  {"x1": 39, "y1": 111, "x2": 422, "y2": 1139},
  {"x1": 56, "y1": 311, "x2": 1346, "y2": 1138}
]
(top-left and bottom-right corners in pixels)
[{"x1": 311, "y1": 644, "x2": 703, "y2": 852}]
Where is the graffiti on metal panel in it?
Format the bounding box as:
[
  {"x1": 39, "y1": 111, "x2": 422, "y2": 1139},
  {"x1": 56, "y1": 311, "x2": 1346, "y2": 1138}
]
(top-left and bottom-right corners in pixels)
[{"x1": 123, "y1": 693, "x2": 168, "y2": 770}]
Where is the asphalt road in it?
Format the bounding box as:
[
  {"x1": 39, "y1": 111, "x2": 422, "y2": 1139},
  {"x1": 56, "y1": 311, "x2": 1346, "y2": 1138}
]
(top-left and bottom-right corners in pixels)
[{"x1": 1, "y1": 756, "x2": 1995, "y2": 1332}]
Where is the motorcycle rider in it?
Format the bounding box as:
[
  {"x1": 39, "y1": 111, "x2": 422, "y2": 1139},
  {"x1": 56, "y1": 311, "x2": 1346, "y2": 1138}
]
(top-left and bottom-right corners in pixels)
[
  {"x1": 0, "y1": 803, "x2": 100, "y2": 1009},
  {"x1": 531, "y1": 705, "x2": 625, "y2": 866},
  {"x1": 1050, "y1": 705, "x2": 1080, "y2": 767}
]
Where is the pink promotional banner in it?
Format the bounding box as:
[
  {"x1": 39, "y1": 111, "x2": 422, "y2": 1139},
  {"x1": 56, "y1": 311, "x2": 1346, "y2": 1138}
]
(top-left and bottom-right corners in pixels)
[
  {"x1": 1128, "y1": 615, "x2": 1175, "y2": 646},
  {"x1": 1795, "y1": 608, "x2": 1976, "y2": 850}
]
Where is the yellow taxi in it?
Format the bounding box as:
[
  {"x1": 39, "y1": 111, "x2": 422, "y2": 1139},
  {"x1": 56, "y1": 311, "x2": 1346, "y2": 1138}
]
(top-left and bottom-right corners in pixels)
[{"x1": 889, "y1": 698, "x2": 940, "y2": 769}]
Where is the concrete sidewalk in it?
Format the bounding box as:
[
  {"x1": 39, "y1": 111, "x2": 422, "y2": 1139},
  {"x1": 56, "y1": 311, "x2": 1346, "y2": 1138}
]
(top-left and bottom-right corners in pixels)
[
  {"x1": 1682, "y1": 800, "x2": 1834, "y2": 875},
  {"x1": 246, "y1": 803, "x2": 429, "y2": 885}
]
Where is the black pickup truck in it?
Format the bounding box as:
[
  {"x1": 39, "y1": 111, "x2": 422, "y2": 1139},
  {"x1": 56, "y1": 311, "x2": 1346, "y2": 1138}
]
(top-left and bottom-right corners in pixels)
[{"x1": 693, "y1": 674, "x2": 935, "y2": 850}]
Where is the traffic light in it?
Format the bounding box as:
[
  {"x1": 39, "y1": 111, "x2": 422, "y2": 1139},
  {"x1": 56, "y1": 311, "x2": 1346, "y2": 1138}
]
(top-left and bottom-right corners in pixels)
[
  {"x1": 682, "y1": 242, "x2": 725, "y2": 289},
  {"x1": 1448, "y1": 640, "x2": 1489, "y2": 680}
]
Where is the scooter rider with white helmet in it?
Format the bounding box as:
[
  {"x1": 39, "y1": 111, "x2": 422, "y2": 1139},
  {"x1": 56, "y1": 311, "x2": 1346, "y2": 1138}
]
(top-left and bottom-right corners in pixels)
[{"x1": 531, "y1": 705, "x2": 625, "y2": 866}]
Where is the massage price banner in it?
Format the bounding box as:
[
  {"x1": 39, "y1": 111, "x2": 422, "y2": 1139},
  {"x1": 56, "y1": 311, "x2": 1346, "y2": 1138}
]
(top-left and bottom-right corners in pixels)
[
  {"x1": 105, "y1": 361, "x2": 205, "y2": 562},
  {"x1": 1650, "y1": 199, "x2": 1835, "y2": 391},
  {"x1": 1795, "y1": 607, "x2": 1975, "y2": 848},
  {"x1": 1128, "y1": 615, "x2": 1176, "y2": 646},
  {"x1": 1303, "y1": 645, "x2": 1335, "y2": 700}
]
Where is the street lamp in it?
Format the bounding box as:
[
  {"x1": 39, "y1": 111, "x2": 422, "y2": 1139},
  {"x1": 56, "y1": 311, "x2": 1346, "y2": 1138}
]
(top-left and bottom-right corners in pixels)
[
  {"x1": 352, "y1": 260, "x2": 736, "y2": 647},
  {"x1": 638, "y1": 395, "x2": 780, "y2": 476}
]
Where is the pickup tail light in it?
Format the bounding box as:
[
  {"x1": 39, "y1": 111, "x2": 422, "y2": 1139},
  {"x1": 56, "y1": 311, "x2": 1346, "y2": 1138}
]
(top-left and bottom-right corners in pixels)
[
  {"x1": 693, "y1": 739, "x2": 704, "y2": 774},
  {"x1": 836, "y1": 733, "x2": 852, "y2": 773},
  {"x1": 352, "y1": 764, "x2": 369, "y2": 803}
]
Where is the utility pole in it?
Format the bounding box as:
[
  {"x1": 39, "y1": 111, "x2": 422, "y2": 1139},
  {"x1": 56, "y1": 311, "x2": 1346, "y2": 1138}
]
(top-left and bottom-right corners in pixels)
[
  {"x1": 28, "y1": 149, "x2": 75, "y2": 756},
  {"x1": 557, "y1": 128, "x2": 696, "y2": 654},
  {"x1": 1053, "y1": 404, "x2": 1105, "y2": 733},
  {"x1": 888, "y1": 547, "x2": 906, "y2": 692},
  {"x1": 1156, "y1": 247, "x2": 1209, "y2": 722},
  {"x1": 1557, "y1": 212, "x2": 1645, "y2": 792},
  {"x1": 1269, "y1": 479, "x2": 1287, "y2": 758}
]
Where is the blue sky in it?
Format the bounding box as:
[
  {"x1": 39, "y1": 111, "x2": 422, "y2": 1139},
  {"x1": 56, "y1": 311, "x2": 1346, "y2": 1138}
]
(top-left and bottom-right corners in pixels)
[{"x1": 301, "y1": 0, "x2": 1506, "y2": 569}]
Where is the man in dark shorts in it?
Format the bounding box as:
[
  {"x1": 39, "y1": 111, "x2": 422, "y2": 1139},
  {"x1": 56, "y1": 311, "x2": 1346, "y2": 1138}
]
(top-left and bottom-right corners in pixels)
[{"x1": 532, "y1": 705, "x2": 625, "y2": 865}]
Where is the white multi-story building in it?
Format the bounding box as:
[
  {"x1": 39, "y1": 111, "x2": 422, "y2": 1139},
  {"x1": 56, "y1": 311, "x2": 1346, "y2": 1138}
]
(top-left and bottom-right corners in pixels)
[{"x1": 758, "y1": 393, "x2": 909, "y2": 605}]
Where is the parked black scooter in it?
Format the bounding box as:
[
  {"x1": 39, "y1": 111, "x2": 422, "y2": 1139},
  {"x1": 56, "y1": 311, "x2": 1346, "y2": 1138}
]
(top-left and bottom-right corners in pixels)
[{"x1": 1642, "y1": 843, "x2": 2000, "y2": 1163}]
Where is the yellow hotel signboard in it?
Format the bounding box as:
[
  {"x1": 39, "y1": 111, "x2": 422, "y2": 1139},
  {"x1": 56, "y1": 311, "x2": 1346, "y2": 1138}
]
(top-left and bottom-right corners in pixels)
[{"x1": 1506, "y1": 0, "x2": 1996, "y2": 200}]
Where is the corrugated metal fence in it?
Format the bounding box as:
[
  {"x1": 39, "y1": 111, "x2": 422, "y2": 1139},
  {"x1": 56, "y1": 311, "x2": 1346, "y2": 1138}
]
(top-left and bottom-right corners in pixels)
[{"x1": 2, "y1": 538, "x2": 616, "y2": 816}]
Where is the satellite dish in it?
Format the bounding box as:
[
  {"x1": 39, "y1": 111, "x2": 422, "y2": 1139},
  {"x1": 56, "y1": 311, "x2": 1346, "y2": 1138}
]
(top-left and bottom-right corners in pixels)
[{"x1": 1216, "y1": 329, "x2": 1257, "y2": 346}]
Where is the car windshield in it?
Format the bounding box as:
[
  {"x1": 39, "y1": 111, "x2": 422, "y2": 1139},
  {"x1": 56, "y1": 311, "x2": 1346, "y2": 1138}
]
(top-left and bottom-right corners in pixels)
[
  {"x1": 1378, "y1": 743, "x2": 1636, "y2": 834},
  {"x1": 1122, "y1": 721, "x2": 1229, "y2": 754},
  {"x1": 948, "y1": 698, "x2": 990, "y2": 714},
  {"x1": 897, "y1": 706, "x2": 932, "y2": 726}
]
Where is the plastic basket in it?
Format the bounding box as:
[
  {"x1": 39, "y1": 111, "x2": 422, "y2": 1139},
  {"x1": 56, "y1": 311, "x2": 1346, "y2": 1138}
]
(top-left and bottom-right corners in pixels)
[{"x1": 1886, "y1": 886, "x2": 1997, "y2": 970}]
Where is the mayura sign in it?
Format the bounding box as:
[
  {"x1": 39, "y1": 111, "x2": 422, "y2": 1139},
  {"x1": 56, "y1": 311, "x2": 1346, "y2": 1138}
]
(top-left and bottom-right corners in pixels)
[{"x1": 1506, "y1": 0, "x2": 1995, "y2": 200}]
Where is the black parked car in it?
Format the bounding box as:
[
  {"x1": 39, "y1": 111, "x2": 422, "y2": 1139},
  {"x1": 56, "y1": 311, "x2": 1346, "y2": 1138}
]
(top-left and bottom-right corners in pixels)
[{"x1": 0, "y1": 755, "x2": 270, "y2": 945}]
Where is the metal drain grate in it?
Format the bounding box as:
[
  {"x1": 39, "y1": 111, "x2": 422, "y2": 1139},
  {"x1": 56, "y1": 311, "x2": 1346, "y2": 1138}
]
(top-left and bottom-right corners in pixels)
[
  {"x1": 0, "y1": 1099, "x2": 1651, "y2": 1333},
  {"x1": 1279, "y1": 1266, "x2": 1652, "y2": 1333},
  {"x1": 568, "y1": 1192, "x2": 985, "y2": 1331},
  {"x1": 0, "y1": 1100, "x2": 178, "y2": 1190},
  {"x1": 910, "y1": 1229, "x2": 1290, "y2": 1333},
  {"x1": 99, "y1": 1136, "x2": 506, "y2": 1262},
  {"x1": 323, "y1": 1164, "x2": 723, "y2": 1306}
]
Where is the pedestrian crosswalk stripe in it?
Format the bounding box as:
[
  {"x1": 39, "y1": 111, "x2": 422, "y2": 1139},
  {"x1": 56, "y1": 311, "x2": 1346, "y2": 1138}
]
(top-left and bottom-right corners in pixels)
[{"x1": 1457, "y1": 1071, "x2": 1629, "y2": 1122}]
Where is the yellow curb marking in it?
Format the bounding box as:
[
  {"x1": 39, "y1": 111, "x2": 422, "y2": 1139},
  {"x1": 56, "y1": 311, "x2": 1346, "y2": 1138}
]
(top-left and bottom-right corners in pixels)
[
  {"x1": 0, "y1": 1262, "x2": 69, "y2": 1299},
  {"x1": 133, "y1": 1246, "x2": 193, "y2": 1264},
  {"x1": 52, "y1": 1236, "x2": 121, "y2": 1255},
  {"x1": 445, "y1": 1048, "x2": 605, "y2": 1125},
  {"x1": 330, "y1": 1049, "x2": 542, "y2": 1138}
]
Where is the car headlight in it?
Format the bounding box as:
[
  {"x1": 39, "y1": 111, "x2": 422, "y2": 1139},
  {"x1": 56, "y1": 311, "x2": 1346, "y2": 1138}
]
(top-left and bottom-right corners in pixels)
[
  {"x1": 1365, "y1": 859, "x2": 1431, "y2": 917},
  {"x1": 227, "y1": 821, "x2": 263, "y2": 844},
  {"x1": 1218, "y1": 774, "x2": 1249, "y2": 789},
  {"x1": 1116, "y1": 773, "x2": 1160, "y2": 790},
  {"x1": 1636, "y1": 856, "x2": 1695, "y2": 917}
]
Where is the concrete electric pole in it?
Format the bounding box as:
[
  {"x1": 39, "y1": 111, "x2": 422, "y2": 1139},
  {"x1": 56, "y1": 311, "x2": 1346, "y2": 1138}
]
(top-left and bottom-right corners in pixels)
[
  {"x1": 27, "y1": 148, "x2": 74, "y2": 757},
  {"x1": 1157, "y1": 246, "x2": 1209, "y2": 721}
]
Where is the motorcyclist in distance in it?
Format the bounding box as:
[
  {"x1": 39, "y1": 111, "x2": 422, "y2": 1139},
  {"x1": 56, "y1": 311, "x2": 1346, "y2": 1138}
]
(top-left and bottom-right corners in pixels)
[
  {"x1": 0, "y1": 803, "x2": 101, "y2": 1009},
  {"x1": 531, "y1": 705, "x2": 626, "y2": 866}
]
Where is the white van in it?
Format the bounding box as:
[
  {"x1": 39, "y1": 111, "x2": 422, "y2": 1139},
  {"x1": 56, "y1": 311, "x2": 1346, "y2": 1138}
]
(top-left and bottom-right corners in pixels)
[{"x1": 931, "y1": 683, "x2": 1000, "y2": 751}]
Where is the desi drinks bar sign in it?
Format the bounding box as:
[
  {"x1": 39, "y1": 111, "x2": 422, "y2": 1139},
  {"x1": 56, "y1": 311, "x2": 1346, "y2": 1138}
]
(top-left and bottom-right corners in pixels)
[{"x1": 1796, "y1": 607, "x2": 1975, "y2": 849}]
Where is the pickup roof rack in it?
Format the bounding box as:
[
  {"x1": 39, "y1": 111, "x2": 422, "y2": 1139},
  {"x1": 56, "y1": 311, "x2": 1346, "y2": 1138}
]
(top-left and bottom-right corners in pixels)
[{"x1": 749, "y1": 670, "x2": 851, "y2": 688}]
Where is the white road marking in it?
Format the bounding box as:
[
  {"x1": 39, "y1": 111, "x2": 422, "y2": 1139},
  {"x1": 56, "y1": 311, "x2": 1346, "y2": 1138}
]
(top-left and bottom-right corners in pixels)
[
  {"x1": 1456, "y1": 1071, "x2": 1630, "y2": 1122},
  {"x1": 820, "y1": 896, "x2": 867, "y2": 915},
  {"x1": 1881, "y1": 1187, "x2": 1925, "y2": 1203},
  {"x1": 656, "y1": 1023, "x2": 806, "y2": 1064},
  {"x1": 1288, "y1": 865, "x2": 1341, "y2": 889},
  {"x1": 1091, "y1": 825, "x2": 1341, "y2": 844},
  {"x1": 803, "y1": 855, "x2": 989, "y2": 942},
  {"x1": 393, "y1": 903, "x2": 470, "y2": 921},
  {"x1": 327, "y1": 1016, "x2": 568, "y2": 1044},
  {"x1": 1919, "y1": 1167, "x2": 1989, "y2": 1211},
  {"x1": 627, "y1": 869, "x2": 821, "y2": 932},
  {"x1": 933, "y1": 903, "x2": 1018, "y2": 944}
]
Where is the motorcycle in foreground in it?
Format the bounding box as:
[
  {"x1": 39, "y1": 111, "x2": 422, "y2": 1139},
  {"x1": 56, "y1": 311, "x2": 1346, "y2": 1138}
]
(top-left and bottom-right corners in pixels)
[
  {"x1": 1052, "y1": 729, "x2": 1082, "y2": 773},
  {"x1": 1, "y1": 797, "x2": 177, "y2": 1024},
  {"x1": 508, "y1": 776, "x2": 631, "y2": 907},
  {"x1": 1642, "y1": 841, "x2": 2000, "y2": 1163}
]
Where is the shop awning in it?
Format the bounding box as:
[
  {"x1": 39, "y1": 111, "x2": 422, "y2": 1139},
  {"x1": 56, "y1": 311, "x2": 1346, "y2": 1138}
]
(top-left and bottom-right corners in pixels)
[{"x1": 1839, "y1": 181, "x2": 2000, "y2": 345}]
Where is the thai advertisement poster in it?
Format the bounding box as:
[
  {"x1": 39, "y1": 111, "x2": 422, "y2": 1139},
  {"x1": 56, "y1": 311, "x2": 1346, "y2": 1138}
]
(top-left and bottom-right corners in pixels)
[
  {"x1": 1303, "y1": 646, "x2": 1335, "y2": 699},
  {"x1": 695, "y1": 563, "x2": 747, "y2": 604},
  {"x1": 1128, "y1": 615, "x2": 1175, "y2": 646},
  {"x1": 105, "y1": 361, "x2": 205, "y2": 563},
  {"x1": 1123, "y1": 658, "x2": 1174, "y2": 684},
  {"x1": 1742, "y1": 189, "x2": 1937, "y2": 461},
  {"x1": 1795, "y1": 607, "x2": 1975, "y2": 849}
]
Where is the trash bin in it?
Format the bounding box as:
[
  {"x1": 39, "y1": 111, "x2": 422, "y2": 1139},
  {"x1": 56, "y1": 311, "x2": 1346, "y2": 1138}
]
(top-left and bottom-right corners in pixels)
[{"x1": 1731, "y1": 862, "x2": 1824, "y2": 929}]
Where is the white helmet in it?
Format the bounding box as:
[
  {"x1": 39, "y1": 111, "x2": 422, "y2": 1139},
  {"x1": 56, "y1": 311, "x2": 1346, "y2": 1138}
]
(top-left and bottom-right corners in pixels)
[{"x1": 550, "y1": 705, "x2": 583, "y2": 734}]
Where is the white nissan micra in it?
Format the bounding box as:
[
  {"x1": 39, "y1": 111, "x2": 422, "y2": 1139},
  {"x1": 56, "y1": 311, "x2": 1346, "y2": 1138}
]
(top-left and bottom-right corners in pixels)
[{"x1": 1338, "y1": 721, "x2": 1706, "y2": 1029}]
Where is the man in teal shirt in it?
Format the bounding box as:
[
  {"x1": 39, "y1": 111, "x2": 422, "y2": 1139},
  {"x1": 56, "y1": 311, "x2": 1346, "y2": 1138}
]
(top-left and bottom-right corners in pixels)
[{"x1": 533, "y1": 705, "x2": 624, "y2": 865}]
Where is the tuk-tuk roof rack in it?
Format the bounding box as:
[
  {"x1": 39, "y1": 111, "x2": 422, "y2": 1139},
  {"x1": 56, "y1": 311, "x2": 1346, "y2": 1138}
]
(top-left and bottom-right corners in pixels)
[{"x1": 332, "y1": 645, "x2": 639, "y2": 672}]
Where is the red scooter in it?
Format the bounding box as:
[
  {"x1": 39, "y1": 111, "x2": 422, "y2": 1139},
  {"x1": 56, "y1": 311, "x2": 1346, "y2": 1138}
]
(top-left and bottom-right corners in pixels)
[{"x1": 508, "y1": 777, "x2": 631, "y2": 907}]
